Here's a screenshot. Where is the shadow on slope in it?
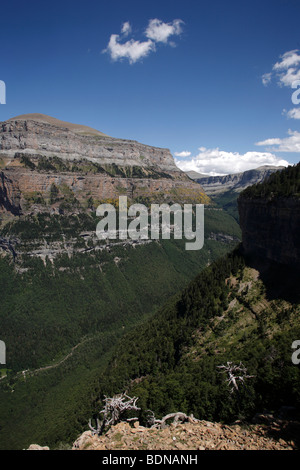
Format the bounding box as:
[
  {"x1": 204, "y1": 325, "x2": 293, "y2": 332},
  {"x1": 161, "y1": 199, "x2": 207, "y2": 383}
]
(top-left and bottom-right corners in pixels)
[{"x1": 241, "y1": 250, "x2": 300, "y2": 304}]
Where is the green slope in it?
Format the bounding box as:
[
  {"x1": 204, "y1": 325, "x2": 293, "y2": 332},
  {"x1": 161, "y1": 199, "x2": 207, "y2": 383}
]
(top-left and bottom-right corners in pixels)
[{"x1": 92, "y1": 250, "x2": 300, "y2": 429}]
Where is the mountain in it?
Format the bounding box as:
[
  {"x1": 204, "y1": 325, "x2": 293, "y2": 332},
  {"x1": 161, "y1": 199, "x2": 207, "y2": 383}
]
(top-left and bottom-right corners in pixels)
[
  {"x1": 1, "y1": 113, "x2": 176, "y2": 170},
  {"x1": 7, "y1": 113, "x2": 108, "y2": 136},
  {"x1": 0, "y1": 113, "x2": 238, "y2": 278},
  {"x1": 186, "y1": 166, "x2": 285, "y2": 196},
  {"x1": 186, "y1": 166, "x2": 286, "y2": 223},
  {"x1": 0, "y1": 114, "x2": 209, "y2": 218}
]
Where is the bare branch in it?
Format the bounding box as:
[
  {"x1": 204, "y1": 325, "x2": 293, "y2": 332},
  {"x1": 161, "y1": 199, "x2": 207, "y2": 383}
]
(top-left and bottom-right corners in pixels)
[
  {"x1": 217, "y1": 361, "x2": 254, "y2": 394},
  {"x1": 88, "y1": 418, "x2": 102, "y2": 435},
  {"x1": 146, "y1": 410, "x2": 199, "y2": 429}
]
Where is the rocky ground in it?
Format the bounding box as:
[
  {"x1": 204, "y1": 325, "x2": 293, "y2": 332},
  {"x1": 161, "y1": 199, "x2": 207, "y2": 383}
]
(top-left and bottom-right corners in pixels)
[{"x1": 68, "y1": 416, "x2": 299, "y2": 451}]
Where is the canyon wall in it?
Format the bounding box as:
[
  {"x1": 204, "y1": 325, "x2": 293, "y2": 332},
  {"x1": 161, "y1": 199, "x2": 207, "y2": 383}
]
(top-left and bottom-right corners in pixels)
[
  {"x1": 238, "y1": 195, "x2": 300, "y2": 269},
  {"x1": 0, "y1": 118, "x2": 179, "y2": 173},
  {"x1": 0, "y1": 116, "x2": 209, "y2": 216}
]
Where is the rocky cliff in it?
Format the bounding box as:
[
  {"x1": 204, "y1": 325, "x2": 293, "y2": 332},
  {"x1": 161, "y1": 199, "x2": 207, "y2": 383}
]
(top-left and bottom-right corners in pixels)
[
  {"x1": 187, "y1": 166, "x2": 285, "y2": 196},
  {"x1": 238, "y1": 164, "x2": 300, "y2": 269},
  {"x1": 0, "y1": 116, "x2": 177, "y2": 171},
  {"x1": 238, "y1": 196, "x2": 300, "y2": 269},
  {"x1": 0, "y1": 118, "x2": 178, "y2": 173},
  {"x1": 0, "y1": 114, "x2": 209, "y2": 217},
  {"x1": 0, "y1": 171, "x2": 21, "y2": 215},
  {"x1": 68, "y1": 418, "x2": 297, "y2": 451}
]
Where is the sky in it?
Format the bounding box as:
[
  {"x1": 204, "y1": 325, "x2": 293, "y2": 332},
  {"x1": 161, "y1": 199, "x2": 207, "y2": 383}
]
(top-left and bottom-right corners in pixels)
[{"x1": 0, "y1": 0, "x2": 300, "y2": 175}]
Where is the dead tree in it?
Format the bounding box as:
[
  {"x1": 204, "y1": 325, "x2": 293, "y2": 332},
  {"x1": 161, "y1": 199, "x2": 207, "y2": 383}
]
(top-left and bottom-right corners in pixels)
[
  {"x1": 89, "y1": 393, "x2": 199, "y2": 435},
  {"x1": 88, "y1": 417, "x2": 102, "y2": 435},
  {"x1": 89, "y1": 393, "x2": 141, "y2": 435},
  {"x1": 146, "y1": 410, "x2": 198, "y2": 429},
  {"x1": 217, "y1": 361, "x2": 254, "y2": 394}
]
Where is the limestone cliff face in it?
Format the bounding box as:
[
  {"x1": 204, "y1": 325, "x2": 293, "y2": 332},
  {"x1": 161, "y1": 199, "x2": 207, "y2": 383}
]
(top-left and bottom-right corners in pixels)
[
  {"x1": 238, "y1": 195, "x2": 300, "y2": 269},
  {"x1": 1, "y1": 166, "x2": 208, "y2": 209},
  {"x1": 0, "y1": 118, "x2": 178, "y2": 172},
  {"x1": 0, "y1": 171, "x2": 21, "y2": 215},
  {"x1": 0, "y1": 115, "x2": 209, "y2": 216}
]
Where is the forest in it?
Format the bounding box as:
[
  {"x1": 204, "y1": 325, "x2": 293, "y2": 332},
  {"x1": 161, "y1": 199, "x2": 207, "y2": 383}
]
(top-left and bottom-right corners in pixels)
[
  {"x1": 91, "y1": 248, "x2": 300, "y2": 428},
  {"x1": 240, "y1": 162, "x2": 300, "y2": 199}
]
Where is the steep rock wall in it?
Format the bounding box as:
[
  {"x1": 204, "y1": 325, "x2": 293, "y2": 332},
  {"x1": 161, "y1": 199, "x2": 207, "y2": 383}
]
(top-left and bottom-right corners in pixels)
[
  {"x1": 0, "y1": 171, "x2": 21, "y2": 215},
  {"x1": 238, "y1": 196, "x2": 300, "y2": 269},
  {"x1": 0, "y1": 119, "x2": 178, "y2": 173},
  {"x1": 1, "y1": 166, "x2": 209, "y2": 211},
  {"x1": 0, "y1": 117, "x2": 209, "y2": 215}
]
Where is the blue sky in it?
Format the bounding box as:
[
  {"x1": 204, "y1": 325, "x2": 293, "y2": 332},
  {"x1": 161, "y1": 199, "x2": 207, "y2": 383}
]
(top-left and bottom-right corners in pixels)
[{"x1": 1, "y1": 0, "x2": 300, "y2": 174}]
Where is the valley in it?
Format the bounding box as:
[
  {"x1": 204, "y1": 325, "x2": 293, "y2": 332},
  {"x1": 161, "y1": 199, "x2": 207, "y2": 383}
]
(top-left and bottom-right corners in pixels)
[
  {"x1": 0, "y1": 114, "x2": 298, "y2": 451},
  {"x1": 2, "y1": 1, "x2": 299, "y2": 454}
]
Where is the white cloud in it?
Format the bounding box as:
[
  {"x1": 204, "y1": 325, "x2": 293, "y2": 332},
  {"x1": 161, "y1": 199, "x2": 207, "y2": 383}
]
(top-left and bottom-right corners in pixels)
[
  {"x1": 175, "y1": 147, "x2": 289, "y2": 176},
  {"x1": 103, "y1": 34, "x2": 155, "y2": 64},
  {"x1": 262, "y1": 49, "x2": 300, "y2": 87},
  {"x1": 174, "y1": 150, "x2": 191, "y2": 158},
  {"x1": 262, "y1": 72, "x2": 272, "y2": 86},
  {"x1": 255, "y1": 137, "x2": 282, "y2": 146},
  {"x1": 273, "y1": 50, "x2": 300, "y2": 71},
  {"x1": 145, "y1": 19, "x2": 183, "y2": 44},
  {"x1": 284, "y1": 107, "x2": 300, "y2": 120},
  {"x1": 121, "y1": 21, "x2": 132, "y2": 36},
  {"x1": 279, "y1": 67, "x2": 300, "y2": 87},
  {"x1": 103, "y1": 18, "x2": 184, "y2": 64},
  {"x1": 256, "y1": 129, "x2": 300, "y2": 152}
]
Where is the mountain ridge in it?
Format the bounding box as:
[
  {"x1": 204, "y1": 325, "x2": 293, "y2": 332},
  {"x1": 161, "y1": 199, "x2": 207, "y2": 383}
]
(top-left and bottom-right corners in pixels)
[
  {"x1": 6, "y1": 113, "x2": 108, "y2": 137},
  {"x1": 0, "y1": 115, "x2": 177, "y2": 171},
  {"x1": 186, "y1": 166, "x2": 285, "y2": 195}
]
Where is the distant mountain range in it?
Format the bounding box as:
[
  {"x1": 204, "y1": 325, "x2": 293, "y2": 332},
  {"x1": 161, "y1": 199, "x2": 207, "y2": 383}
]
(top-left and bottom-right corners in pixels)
[{"x1": 186, "y1": 166, "x2": 285, "y2": 196}]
